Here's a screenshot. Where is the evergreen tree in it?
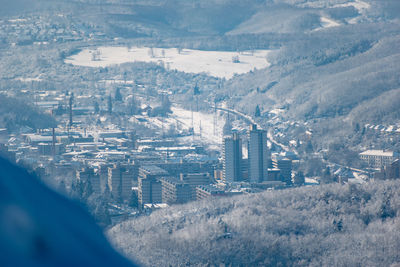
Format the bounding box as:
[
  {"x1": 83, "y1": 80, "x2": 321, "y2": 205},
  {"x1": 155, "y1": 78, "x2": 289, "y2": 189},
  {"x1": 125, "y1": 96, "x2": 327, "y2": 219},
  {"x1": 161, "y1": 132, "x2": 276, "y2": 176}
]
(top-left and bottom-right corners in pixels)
[
  {"x1": 361, "y1": 126, "x2": 366, "y2": 135},
  {"x1": 55, "y1": 103, "x2": 65, "y2": 115},
  {"x1": 305, "y1": 140, "x2": 314, "y2": 153},
  {"x1": 115, "y1": 87, "x2": 123, "y2": 102},
  {"x1": 161, "y1": 94, "x2": 171, "y2": 115},
  {"x1": 321, "y1": 167, "x2": 334, "y2": 184},
  {"x1": 129, "y1": 190, "x2": 139, "y2": 209},
  {"x1": 354, "y1": 122, "x2": 360, "y2": 133},
  {"x1": 127, "y1": 96, "x2": 140, "y2": 115},
  {"x1": 193, "y1": 83, "x2": 200, "y2": 95},
  {"x1": 93, "y1": 101, "x2": 100, "y2": 114},
  {"x1": 255, "y1": 105, "x2": 261, "y2": 117}
]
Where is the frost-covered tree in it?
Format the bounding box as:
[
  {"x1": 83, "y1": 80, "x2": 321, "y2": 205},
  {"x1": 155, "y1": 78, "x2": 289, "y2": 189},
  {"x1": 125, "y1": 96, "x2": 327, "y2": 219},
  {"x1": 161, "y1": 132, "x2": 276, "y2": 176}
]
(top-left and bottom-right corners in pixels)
[
  {"x1": 108, "y1": 181, "x2": 400, "y2": 267},
  {"x1": 254, "y1": 105, "x2": 261, "y2": 117}
]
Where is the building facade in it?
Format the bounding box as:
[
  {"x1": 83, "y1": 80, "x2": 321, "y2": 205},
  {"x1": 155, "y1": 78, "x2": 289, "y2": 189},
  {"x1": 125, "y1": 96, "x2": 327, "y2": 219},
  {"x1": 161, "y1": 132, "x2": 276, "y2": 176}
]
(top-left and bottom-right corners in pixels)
[
  {"x1": 248, "y1": 124, "x2": 269, "y2": 183},
  {"x1": 223, "y1": 132, "x2": 243, "y2": 183},
  {"x1": 180, "y1": 173, "x2": 211, "y2": 199},
  {"x1": 196, "y1": 185, "x2": 225, "y2": 200},
  {"x1": 138, "y1": 165, "x2": 168, "y2": 205},
  {"x1": 108, "y1": 164, "x2": 133, "y2": 201},
  {"x1": 272, "y1": 155, "x2": 292, "y2": 184},
  {"x1": 76, "y1": 167, "x2": 101, "y2": 194},
  {"x1": 360, "y1": 150, "x2": 399, "y2": 169},
  {"x1": 161, "y1": 177, "x2": 192, "y2": 204}
]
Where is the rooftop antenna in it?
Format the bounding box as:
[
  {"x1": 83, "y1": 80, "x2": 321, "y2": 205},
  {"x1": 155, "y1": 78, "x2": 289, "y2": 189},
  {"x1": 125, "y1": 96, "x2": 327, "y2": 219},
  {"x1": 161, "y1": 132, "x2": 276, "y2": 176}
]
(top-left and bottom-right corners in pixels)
[
  {"x1": 213, "y1": 98, "x2": 217, "y2": 136},
  {"x1": 191, "y1": 101, "x2": 194, "y2": 141}
]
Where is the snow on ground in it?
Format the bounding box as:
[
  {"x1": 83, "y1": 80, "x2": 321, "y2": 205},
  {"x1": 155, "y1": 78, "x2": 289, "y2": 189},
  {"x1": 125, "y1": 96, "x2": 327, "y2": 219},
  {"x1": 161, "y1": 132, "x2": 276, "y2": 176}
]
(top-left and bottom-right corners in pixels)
[
  {"x1": 65, "y1": 46, "x2": 272, "y2": 79},
  {"x1": 171, "y1": 106, "x2": 225, "y2": 149},
  {"x1": 305, "y1": 177, "x2": 319, "y2": 185},
  {"x1": 314, "y1": 16, "x2": 341, "y2": 31},
  {"x1": 334, "y1": 0, "x2": 370, "y2": 24},
  {"x1": 269, "y1": 108, "x2": 285, "y2": 115},
  {"x1": 334, "y1": 0, "x2": 370, "y2": 13},
  {"x1": 15, "y1": 76, "x2": 43, "y2": 82},
  {"x1": 8, "y1": 18, "x2": 27, "y2": 23},
  {"x1": 99, "y1": 79, "x2": 135, "y2": 85},
  {"x1": 314, "y1": 0, "x2": 371, "y2": 31},
  {"x1": 320, "y1": 17, "x2": 341, "y2": 28}
]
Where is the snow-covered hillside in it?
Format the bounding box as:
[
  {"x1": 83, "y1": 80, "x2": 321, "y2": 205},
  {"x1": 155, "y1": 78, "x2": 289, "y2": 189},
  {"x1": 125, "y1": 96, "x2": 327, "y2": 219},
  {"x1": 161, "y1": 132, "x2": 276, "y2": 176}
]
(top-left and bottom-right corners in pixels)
[{"x1": 108, "y1": 180, "x2": 400, "y2": 267}]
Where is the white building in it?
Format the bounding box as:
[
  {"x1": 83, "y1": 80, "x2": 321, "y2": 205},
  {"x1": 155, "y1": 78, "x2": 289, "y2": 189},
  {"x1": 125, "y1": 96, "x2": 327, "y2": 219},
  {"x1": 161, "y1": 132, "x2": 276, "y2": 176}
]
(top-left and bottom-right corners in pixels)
[{"x1": 359, "y1": 150, "x2": 399, "y2": 169}]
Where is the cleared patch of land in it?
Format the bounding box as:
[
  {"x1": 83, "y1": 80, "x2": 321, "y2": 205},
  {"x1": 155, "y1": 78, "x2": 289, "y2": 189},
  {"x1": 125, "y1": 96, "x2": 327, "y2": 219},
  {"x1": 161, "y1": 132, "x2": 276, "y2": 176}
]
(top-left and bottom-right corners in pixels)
[{"x1": 65, "y1": 47, "x2": 271, "y2": 79}]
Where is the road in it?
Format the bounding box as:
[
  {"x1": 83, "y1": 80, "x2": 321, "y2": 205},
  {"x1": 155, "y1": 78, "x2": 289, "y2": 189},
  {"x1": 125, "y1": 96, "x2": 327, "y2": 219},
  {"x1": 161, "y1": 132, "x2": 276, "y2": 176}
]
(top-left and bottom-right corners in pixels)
[
  {"x1": 213, "y1": 104, "x2": 369, "y2": 177},
  {"x1": 213, "y1": 106, "x2": 292, "y2": 153}
]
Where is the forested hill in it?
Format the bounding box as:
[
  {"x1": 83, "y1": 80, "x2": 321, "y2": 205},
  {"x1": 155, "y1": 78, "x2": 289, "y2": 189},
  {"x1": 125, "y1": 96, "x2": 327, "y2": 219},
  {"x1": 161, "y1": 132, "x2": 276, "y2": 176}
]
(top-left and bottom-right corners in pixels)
[
  {"x1": 108, "y1": 181, "x2": 400, "y2": 266},
  {"x1": 0, "y1": 95, "x2": 56, "y2": 131}
]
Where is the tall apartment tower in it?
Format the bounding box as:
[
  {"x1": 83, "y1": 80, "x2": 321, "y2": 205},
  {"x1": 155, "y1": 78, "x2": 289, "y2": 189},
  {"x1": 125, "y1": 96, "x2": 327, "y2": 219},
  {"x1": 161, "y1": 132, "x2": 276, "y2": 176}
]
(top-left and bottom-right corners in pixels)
[
  {"x1": 138, "y1": 165, "x2": 167, "y2": 205},
  {"x1": 272, "y1": 155, "x2": 292, "y2": 184},
  {"x1": 108, "y1": 165, "x2": 133, "y2": 202},
  {"x1": 248, "y1": 124, "x2": 269, "y2": 183},
  {"x1": 223, "y1": 132, "x2": 242, "y2": 183},
  {"x1": 76, "y1": 167, "x2": 101, "y2": 195}
]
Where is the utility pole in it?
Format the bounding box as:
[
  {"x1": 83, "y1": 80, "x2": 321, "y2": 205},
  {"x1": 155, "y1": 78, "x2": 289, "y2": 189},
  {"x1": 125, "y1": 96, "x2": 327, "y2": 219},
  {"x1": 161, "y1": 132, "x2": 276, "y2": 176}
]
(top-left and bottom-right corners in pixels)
[
  {"x1": 52, "y1": 127, "x2": 56, "y2": 158},
  {"x1": 69, "y1": 93, "x2": 74, "y2": 129},
  {"x1": 199, "y1": 120, "x2": 202, "y2": 139},
  {"x1": 213, "y1": 98, "x2": 217, "y2": 136},
  {"x1": 191, "y1": 101, "x2": 194, "y2": 141},
  {"x1": 162, "y1": 115, "x2": 165, "y2": 139},
  {"x1": 194, "y1": 83, "x2": 200, "y2": 112}
]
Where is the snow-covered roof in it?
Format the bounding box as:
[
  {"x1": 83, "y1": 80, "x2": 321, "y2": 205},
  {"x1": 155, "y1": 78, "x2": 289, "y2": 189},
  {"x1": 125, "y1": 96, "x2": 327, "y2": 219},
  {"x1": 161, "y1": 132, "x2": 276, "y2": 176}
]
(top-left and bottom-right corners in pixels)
[
  {"x1": 360, "y1": 150, "x2": 397, "y2": 157},
  {"x1": 140, "y1": 165, "x2": 168, "y2": 175},
  {"x1": 386, "y1": 126, "x2": 394, "y2": 132},
  {"x1": 25, "y1": 134, "x2": 53, "y2": 143}
]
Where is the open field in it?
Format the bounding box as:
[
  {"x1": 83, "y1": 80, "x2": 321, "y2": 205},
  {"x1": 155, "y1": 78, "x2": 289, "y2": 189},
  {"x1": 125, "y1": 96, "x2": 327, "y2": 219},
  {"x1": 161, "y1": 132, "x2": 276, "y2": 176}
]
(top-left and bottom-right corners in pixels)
[{"x1": 65, "y1": 46, "x2": 271, "y2": 79}]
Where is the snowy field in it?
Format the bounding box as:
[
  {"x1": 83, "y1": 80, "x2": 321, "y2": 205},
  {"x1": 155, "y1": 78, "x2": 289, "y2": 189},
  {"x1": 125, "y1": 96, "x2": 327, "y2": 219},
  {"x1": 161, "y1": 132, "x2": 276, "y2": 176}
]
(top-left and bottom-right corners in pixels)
[
  {"x1": 320, "y1": 17, "x2": 341, "y2": 29},
  {"x1": 334, "y1": 0, "x2": 370, "y2": 13},
  {"x1": 65, "y1": 46, "x2": 271, "y2": 79},
  {"x1": 171, "y1": 106, "x2": 225, "y2": 149},
  {"x1": 314, "y1": 0, "x2": 371, "y2": 31}
]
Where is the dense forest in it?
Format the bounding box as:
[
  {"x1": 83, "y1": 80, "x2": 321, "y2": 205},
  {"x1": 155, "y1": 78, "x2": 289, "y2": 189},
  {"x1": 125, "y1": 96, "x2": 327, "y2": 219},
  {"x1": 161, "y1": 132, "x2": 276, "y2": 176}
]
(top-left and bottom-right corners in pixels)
[
  {"x1": 109, "y1": 181, "x2": 400, "y2": 266},
  {"x1": 0, "y1": 95, "x2": 57, "y2": 131}
]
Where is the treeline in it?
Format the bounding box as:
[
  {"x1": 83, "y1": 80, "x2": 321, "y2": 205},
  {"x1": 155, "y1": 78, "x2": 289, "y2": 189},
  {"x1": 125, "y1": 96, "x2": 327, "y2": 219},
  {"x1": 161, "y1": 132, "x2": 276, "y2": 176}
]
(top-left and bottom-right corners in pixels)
[
  {"x1": 109, "y1": 180, "x2": 400, "y2": 266},
  {"x1": 0, "y1": 94, "x2": 57, "y2": 131}
]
